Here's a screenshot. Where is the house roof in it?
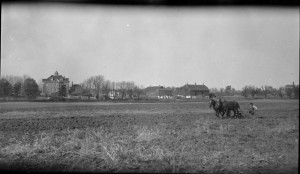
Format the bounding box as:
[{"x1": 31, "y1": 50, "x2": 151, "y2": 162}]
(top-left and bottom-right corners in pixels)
[
  {"x1": 159, "y1": 88, "x2": 172, "y2": 91},
  {"x1": 42, "y1": 72, "x2": 69, "y2": 83},
  {"x1": 159, "y1": 89, "x2": 172, "y2": 96},
  {"x1": 184, "y1": 84, "x2": 209, "y2": 91},
  {"x1": 145, "y1": 86, "x2": 163, "y2": 92},
  {"x1": 72, "y1": 84, "x2": 82, "y2": 88}
]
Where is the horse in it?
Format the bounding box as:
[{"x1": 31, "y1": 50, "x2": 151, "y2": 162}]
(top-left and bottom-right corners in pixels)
[
  {"x1": 209, "y1": 98, "x2": 225, "y2": 118},
  {"x1": 221, "y1": 100, "x2": 241, "y2": 118}
]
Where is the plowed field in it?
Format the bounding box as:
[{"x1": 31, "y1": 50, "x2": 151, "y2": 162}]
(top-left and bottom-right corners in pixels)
[{"x1": 0, "y1": 100, "x2": 298, "y2": 173}]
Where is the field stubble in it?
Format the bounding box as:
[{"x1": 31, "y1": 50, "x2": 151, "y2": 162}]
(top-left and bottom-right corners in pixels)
[{"x1": 0, "y1": 100, "x2": 298, "y2": 173}]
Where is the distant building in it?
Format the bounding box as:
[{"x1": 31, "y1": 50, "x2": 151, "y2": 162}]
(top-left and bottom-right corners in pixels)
[
  {"x1": 179, "y1": 83, "x2": 209, "y2": 97},
  {"x1": 42, "y1": 71, "x2": 70, "y2": 97},
  {"x1": 285, "y1": 82, "x2": 296, "y2": 89},
  {"x1": 144, "y1": 86, "x2": 164, "y2": 97},
  {"x1": 144, "y1": 85, "x2": 173, "y2": 98},
  {"x1": 69, "y1": 83, "x2": 83, "y2": 96},
  {"x1": 285, "y1": 82, "x2": 299, "y2": 99},
  {"x1": 158, "y1": 89, "x2": 173, "y2": 98}
]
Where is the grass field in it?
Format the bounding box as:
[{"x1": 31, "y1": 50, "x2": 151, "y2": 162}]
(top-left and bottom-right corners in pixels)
[{"x1": 0, "y1": 99, "x2": 298, "y2": 173}]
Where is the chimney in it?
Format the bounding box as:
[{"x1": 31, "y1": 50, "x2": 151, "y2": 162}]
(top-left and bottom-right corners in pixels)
[
  {"x1": 195, "y1": 82, "x2": 196, "y2": 85},
  {"x1": 293, "y1": 82, "x2": 295, "y2": 86}
]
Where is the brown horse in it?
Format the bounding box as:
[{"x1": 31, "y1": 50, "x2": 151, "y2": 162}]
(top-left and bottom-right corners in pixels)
[
  {"x1": 209, "y1": 98, "x2": 225, "y2": 118},
  {"x1": 222, "y1": 100, "x2": 241, "y2": 118}
]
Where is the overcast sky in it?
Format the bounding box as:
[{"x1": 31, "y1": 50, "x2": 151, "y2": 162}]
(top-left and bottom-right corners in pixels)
[{"x1": 1, "y1": 3, "x2": 299, "y2": 90}]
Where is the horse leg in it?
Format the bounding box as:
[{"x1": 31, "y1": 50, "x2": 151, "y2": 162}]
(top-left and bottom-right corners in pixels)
[
  {"x1": 226, "y1": 110, "x2": 230, "y2": 118},
  {"x1": 233, "y1": 110, "x2": 237, "y2": 119},
  {"x1": 221, "y1": 110, "x2": 225, "y2": 118},
  {"x1": 229, "y1": 109, "x2": 236, "y2": 119}
]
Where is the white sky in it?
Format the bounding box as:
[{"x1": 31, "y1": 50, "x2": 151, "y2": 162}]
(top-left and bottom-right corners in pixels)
[{"x1": 1, "y1": 3, "x2": 299, "y2": 90}]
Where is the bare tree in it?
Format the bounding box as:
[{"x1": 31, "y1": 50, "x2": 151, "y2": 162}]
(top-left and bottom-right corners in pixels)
[
  {"x1": 20, "y1": 74, "x2": 31, "y2": 96},
  {"x1": 209, "y1": 88, "x2": 219, "y2": 93},
  {"x1": 277, "y1": 87, "x2": 285, "y2": 98},
  {"x1": 110, "y1": 81, "x2": 117, "y2": 99},
  {"x1": 218, "y1": 88, "x2": 225, "y2": 96},
  {"x1": 241, "y1": 85, "x2": 253, "y2": 97},
  {"x1": 133, "y1": 85, "x2": 144, "y2": 99},
  {"x1": 2, "y1": 75, "x2": 23, "y2": 85},
  {"x1": 92, "y1": 75, "x2": 105, "y2": 100},
  {"x1": 261, "y1": 85, "x2": 273, "y2": 98},
  {"x1": 117, "y1": 81, "x2": 127, "y2": 99},
  {"x1": 81, "y1": 77, "x2": 94, "y2": 96},
  {"x1": 102, "y1": 80, "x2": 112, "y2": 99},
  {"x1": 126, "y1": 81, "x2": 135, "y2": 99},
  {"x1": 81, "y1": 75, "x2": 105, "y2": 100},
  {"x1": 37, "y1": 79, "x2": 43, "y2": 94}
]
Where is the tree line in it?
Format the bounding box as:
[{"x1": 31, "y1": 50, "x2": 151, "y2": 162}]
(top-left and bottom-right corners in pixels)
[
  {"x1": 241, "y1": 85, "x2": 299, "y2": 99},
  {"x1": 210, "y1": 85, "x2": 299, "y2": 99},
  {"x1": 80, "y1": 75, "x2": 144, "y2": 100},
  {"x1": 0, "y1": 74, "x2": 145, "y2": 100},
  {"x1": 0, "y1": 75, "x2": 40, "y2": 99},
  {"x1": 0, "y1": 74, "x2": 299, "y2": 100}
]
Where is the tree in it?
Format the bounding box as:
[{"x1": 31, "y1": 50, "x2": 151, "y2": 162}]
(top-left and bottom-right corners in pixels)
[
  {"x1": 59, "y1": 83, "x2": 67, "y2": 97},
  {"x1": 133, "y1": 85, "x2": 144, "y2": 99},
  {"x1": 285, "y1": 87, "x2": 293, "y2": 98},
  {"x1": 294, "y1": 86, "x2": 299, "y2": 99},
  {"x1": 102, "y1": 80, "x2": 111, "y2": 97},
  {"x1": 261, "y1": 85, "x2": 275, "y2": 98},
  {"x1": 81, "y1": 75, "x2": 105, "y2": 100},
  {"x1": 37, "y1": 79, "x2": 44, "y2": 94},
  {"x1": 20, "y1": 74, "x2": 31, "y2": 96},
  {"x1": 242, "y1": 85, "x2": 255, "y2": 97},
  {"x1": 225, "y1": 86, "x2": 232, "y2": 95},
  {"x1": 92, "y1": 75, "x2": 105, "y2": 100},
  {"x1": 81, "y1": 77, "x2": 94, "y2": 96},
  {"x1": 2, "y1": 75, "x2": 23, "y2": 86},
  {"x1": 23, "y1": 78, "x2": 40, "y2": 99},
  {"x1": 117, "y1": 81, "x2": 127, "y2": 99},
  {"x1": 110, "y1": 81, "x2": 118, "y2": 99},
  {"x1": 13, "y1": 81, "x2": 22, "y2": 97},
  {"x1": 231, "y1": 88, "x2": 236, "y2": 93},
  {"x1": 251, "y1": 87, "x2": 260, "y2": 98},
  {"x1": 0, "y1": 79, "x2": 13, "y2": 97},
  {"x1": 278, "y1": 87, "x2": 285, "y2": 98},
  {"x1": 209, "y1": 88, "x2": 219, "y2": 93},
  {"x1": 126, "y1": 81, "x2": 135, "y2": 99},
  {"x1": 219, "y1": 88, "x2": 225, "y2": 96}
]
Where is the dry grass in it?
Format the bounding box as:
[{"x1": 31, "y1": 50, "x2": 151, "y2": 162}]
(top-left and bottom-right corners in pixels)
[{"x1": 0, "y1": 100, "x2": 298, "y2": 173}]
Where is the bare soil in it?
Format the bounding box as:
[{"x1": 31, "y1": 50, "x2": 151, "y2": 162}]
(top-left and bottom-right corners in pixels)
[{"x1": 0, "y1": 99, "x2": 298, "y2": 173}]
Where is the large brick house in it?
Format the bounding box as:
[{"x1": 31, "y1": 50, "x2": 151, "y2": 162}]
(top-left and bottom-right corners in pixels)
[{"x1": 42, "y1": 71, "x2": 70, "y2": 97}]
